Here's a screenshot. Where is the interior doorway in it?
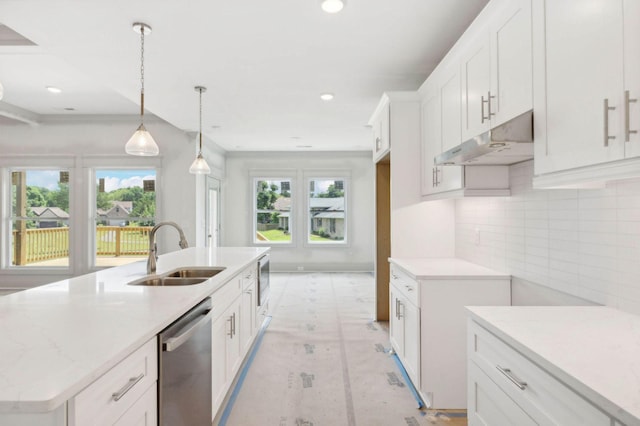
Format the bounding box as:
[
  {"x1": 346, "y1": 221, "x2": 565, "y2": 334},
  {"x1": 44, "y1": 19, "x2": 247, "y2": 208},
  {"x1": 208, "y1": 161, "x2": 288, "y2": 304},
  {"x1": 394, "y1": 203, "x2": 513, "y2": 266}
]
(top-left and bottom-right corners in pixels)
[
  {"x1": 206, "y1": 176, "x2": 221, "y2": 247},
  {"x1": 375, "y1": 157, "x2": 390, "y2": 321}
]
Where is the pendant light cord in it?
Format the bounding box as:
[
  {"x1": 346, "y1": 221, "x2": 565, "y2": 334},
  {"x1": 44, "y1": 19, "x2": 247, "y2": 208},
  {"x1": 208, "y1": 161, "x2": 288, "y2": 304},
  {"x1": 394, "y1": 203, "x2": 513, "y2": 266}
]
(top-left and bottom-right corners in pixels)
[
  {"x1": 140, "y1": 27, "x2": 145, "y2": 120},
  {"x1": 199, "y1": 87, "x2": 203, "y2": 154}
]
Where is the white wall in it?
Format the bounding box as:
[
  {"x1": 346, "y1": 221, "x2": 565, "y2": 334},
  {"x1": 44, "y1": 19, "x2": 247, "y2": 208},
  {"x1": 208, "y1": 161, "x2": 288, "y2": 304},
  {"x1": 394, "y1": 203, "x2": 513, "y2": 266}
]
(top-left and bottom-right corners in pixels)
[
  {"x1": 223, "y1": 151, "x2": 374, "y2": 272},
  {"x1": 456, "y1": 160, "x2": 640, "y2": 314},
  {"x1": 0, "y1": 116, "x2": 225, "y2": 288}
]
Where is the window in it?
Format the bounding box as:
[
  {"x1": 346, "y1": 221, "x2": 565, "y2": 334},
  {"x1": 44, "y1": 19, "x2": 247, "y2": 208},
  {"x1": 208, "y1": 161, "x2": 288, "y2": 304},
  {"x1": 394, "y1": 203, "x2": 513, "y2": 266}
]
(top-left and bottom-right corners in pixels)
[
  {"x1": 307, "y1": 178, "x2": 347, "y2": 244},
  {"x1": 94, "y1": 169, "x2": 156, "y2": 267},
  {"x1": 10, "y1": 169, "x2": 70, "y2": 267},
  {"x1": 254, "y1": 178, "x2": 293, "y2": 244}
]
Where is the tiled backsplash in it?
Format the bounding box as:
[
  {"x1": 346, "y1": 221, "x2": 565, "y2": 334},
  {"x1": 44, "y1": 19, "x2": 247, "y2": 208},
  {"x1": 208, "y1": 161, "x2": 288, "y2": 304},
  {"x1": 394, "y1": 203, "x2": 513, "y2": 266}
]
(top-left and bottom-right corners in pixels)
[{"x1": 456, "y1": 161, "x2": 640, "y2": 315}]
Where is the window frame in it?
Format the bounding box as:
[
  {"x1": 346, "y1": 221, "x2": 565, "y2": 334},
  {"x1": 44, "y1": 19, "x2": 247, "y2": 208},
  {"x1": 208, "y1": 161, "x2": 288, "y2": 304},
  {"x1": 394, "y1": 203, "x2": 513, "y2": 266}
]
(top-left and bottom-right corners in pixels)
[
  {"x1": 0, "y1": 156, "x2": 76, "y2": 274},
  {"x1": 250, "y1": 170, "x2": 297, "y2": 247},
  {"x1": 304, "y1": 172, "x2": 350, "y2": 247}
]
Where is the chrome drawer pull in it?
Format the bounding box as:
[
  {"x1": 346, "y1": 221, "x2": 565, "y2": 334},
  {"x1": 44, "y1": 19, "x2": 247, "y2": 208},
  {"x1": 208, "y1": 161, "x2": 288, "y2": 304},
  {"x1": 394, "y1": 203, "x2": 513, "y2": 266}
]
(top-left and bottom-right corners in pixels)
[
  {"x1": 604, "y1": 98, "x2": 616, "y2": 146},
  {"x1": 496, "y1": 365, "x2": 527, "y2": 390},
  {"x1": 112, "y1": 373, "x2": 144, "y2": 401},
  {"x1": 625, "y1": 90, "x2": 638, "y2": 142}
]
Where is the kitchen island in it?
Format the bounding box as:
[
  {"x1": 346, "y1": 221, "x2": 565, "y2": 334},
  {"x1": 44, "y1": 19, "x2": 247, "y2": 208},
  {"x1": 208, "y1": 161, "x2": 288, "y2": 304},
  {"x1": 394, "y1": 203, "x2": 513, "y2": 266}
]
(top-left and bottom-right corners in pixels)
[{"x1": 0, "y1": 246, "x2": 268, "y2": 425}]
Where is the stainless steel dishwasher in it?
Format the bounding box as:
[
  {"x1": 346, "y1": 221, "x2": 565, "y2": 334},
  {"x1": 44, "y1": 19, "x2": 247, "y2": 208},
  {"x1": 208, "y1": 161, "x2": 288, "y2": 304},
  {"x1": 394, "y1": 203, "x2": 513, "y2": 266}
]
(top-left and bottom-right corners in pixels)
[{"x1": 158, "y1": 297, "x2": 212, "y2": 425}]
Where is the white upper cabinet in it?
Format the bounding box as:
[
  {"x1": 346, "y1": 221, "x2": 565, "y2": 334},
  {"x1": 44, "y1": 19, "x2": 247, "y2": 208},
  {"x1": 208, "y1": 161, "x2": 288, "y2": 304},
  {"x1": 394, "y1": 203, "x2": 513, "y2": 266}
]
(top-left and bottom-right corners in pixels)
[
  {"x1": 623, "y1": 0, "x2": 640, "y2": 158},
  {"x1": 532, "y1": 0, "x2": 640, "y2": 184},
  {"x1": 370, "y1": 99, "x2": 391, "y2": 163},
  {"x1": 461, "y1": 0, "x2": 532, "y2": 142},
  {"x1": 421, "y1": 65, "x2": 464, "y2": 196}
]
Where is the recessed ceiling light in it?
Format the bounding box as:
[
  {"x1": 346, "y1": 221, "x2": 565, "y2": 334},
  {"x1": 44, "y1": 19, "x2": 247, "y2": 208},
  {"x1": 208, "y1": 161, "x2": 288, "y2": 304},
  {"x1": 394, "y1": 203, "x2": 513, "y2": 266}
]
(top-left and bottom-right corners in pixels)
[
  {"x1": 296, "y1": 145, "x2": 313, "y2": 148},
  {"x1": 321, "y1": 0, "x2": 345, "y2": 13},
  {"x1": 64, "y1": 107, "x2": 75, "y2": 111},
  {"x1": 46, "y1": 86, "x2": 62, "y2": 94},
  {"x1": 320, "y1": 93, "x2": 334, "y2": 101}
]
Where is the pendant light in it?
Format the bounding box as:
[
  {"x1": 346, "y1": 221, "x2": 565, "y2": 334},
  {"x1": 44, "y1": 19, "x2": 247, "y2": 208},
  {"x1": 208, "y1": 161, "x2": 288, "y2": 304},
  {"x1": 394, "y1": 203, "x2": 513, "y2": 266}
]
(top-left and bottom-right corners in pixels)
[
  {"x1": 189, "y1": 86, "x2": 211, "y2": 174},
  {"x1": 125, "y1": 22, "x2": 159, "y2": 156}
]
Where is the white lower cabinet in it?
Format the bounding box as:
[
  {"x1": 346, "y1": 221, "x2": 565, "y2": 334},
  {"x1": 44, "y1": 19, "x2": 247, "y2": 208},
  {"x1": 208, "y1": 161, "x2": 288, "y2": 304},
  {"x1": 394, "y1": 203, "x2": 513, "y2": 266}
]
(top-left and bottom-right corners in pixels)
[
  {"x1": 389, "y1": 260, "x2": 511, "y2": 409},
  {"x1": 468, "y1": 319, "x2": 614, "y2": 426},
  {"x1": 211, "y1": 262, "x2": 262, "y2": 421},
  {"x1": 68, "y1": 337, "x2": 157, "y2": 426},
  {"x1": 211, "y1": 278, "x2": 242, "y2": 419},
  {"x1": 389, "y1": 277, "x2": 420, "y2": 386}
]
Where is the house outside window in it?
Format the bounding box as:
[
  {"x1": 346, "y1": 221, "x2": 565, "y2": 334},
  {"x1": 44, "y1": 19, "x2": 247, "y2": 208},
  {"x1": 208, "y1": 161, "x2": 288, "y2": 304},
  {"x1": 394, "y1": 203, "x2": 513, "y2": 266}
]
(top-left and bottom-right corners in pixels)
[
  {"x1": 9, "y1": 169, "x2": 70, "y2": 267},
  {"x1": 254, "y1": 178, "x2": 293, "y2": 244},
  {"x1": 94, "y1": 169, "x2": 157, "y2": 267},
  {"x1": 307, "y1": 177, "x2": 347, "y2": 245}
]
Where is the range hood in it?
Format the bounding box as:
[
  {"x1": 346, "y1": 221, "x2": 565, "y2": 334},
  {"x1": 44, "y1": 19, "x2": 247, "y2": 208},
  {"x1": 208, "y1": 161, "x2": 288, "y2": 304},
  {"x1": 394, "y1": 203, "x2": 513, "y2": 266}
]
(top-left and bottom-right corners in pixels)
[{"x1": 434, "y1": 110, "x2": 533, "y2": 166}]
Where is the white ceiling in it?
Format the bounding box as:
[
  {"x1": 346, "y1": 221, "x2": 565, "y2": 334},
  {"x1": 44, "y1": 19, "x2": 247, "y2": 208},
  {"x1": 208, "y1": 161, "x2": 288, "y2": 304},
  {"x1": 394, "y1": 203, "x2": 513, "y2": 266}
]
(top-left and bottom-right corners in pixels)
[{"x1": 0, "y1": 0, "x2": 488, "y2": 152}]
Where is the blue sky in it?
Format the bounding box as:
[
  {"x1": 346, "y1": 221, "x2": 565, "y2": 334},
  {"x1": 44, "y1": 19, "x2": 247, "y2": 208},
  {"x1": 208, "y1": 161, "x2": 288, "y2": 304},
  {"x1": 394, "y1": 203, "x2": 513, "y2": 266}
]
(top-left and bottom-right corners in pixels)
[{"x1": 25, "y1": 170, "x2": 155, "y2": 191}]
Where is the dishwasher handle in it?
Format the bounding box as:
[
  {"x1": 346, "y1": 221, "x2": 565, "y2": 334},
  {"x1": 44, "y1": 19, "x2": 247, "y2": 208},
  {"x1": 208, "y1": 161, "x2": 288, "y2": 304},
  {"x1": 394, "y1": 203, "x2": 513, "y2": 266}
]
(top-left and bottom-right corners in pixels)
[{"x1": 163, "y1": 309, "x2": 213, "y2": 352}]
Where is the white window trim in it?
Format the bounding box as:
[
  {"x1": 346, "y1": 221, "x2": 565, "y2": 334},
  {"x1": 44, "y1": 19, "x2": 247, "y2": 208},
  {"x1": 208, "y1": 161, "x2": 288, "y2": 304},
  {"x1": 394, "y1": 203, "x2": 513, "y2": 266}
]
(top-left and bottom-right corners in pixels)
[
  {"x1": 0, "y1": 155, "x2": 162, "y2": 276},
  {"x1": 249, "y1": 169, "x2": 297, "y2": 247},
  {"x1": 303, "y1": 170, "x2": 351, "y2": 248}
]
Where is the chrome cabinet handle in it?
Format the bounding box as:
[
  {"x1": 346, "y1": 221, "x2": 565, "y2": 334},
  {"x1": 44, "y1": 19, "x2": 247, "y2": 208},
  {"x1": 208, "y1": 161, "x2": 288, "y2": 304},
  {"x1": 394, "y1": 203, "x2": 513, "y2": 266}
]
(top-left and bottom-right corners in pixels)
[
  {"x1": 112, "y1": 373, "x2": 144, "y2": 402},
  {"x1": 432, "y1": 167, "x2": 436, "y2": 187},
  {"x1": 375, "y1": 136, "x2": 381, "y2": 151},
  {"x1": 481, "y1": 91, "x2": 495, "y2": 123},
  {"x1": 397, "y1": 301, "x2": 403, "y2": 319},
  {"x1": 435, "y1": 167, "x2": 440, "y2": 186},
  {"x1": 232, "y1": 313, "x2": 236, "y2": 337},
  {"x1": 227, "y1": 315, "x2": 234, "y2": 338},
  {"x1": 496, "y1": 365, "x2": 527, "y2": 390},
  {"x1": 625, "y1": 90, "x2": 637, "y2": 142},
  {"x1": 604, "y1": 98, "x2": 616, "y2": 147}
]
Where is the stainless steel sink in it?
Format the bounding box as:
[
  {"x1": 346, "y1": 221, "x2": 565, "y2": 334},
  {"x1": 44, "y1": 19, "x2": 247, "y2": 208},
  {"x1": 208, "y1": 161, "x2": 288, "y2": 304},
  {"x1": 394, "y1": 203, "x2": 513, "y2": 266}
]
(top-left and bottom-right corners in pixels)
[
  {"x1": 127, "y1": 266, "x2": 226, "y2": 286},
  {"x1": 128, "y1": 276, "x2": 209, "y2": 286},
  {"x1": 165, "y1": 267, "x2": 226, "y2": 278}
]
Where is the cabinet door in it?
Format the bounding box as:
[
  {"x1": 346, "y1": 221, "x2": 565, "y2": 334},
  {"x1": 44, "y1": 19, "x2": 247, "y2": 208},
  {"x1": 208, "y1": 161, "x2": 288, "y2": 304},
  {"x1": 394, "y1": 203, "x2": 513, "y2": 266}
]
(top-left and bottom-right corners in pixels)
[
  {"x1": 239, "y1": 280, "x2": 256, "y2": 356},
  {"x1": 389, "y1": 286, "x2": 404, "y2": 356},
  {"x1": 226, "y1": 298, "x2": 243, "y2": 376},
  {"x1": 461, "y1": 34, "x2": 491, "y2": 141},
  {"x1": 490, "y1": 0, "x2": 532, "y2": 127},
  {"x1": 437, "y1": 60, "x2": 464, "y2": 192},
  {"x1": 211, "y1": 310, "x2": 230, "y2": 417},
  {"x1": 534, "y1": 0, "x2": 625, "y2": 175},
  {"x1": 468, "y1": 361, "x2": 538, "y2": 426},
  {"x1": 421, "y1": 86, "x2": 441, "y2": 195},
  {"x1": 373, "y1": 101, "x2": 391, "y2": 162},
  {"x1": 402, "y1": 300, "x2": 420, "y2": 387},
  {"x1": 113, "y1": 384, "x2": 157, "y2": 426},
  {"x1": 624, "y1": 0, "x2": 640, "y2": 158}
]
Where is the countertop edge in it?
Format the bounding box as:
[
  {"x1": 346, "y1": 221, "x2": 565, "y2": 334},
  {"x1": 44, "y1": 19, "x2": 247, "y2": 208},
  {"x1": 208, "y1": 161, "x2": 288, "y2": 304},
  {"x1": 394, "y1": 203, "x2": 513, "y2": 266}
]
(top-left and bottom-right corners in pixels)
[
  {"x1": 465, "y1": 306, "x2": 638, "y2": 425},
  {"x1": 389, "y1": 257, "x2": 511, "y2": 281}
]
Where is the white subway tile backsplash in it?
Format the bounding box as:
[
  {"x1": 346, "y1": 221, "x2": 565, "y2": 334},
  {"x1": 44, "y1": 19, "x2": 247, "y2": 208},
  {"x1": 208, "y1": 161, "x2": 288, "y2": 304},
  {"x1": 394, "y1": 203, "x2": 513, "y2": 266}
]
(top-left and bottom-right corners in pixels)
[{"x1": 455, "y1": 161, "x2": 640, "y2": 314}]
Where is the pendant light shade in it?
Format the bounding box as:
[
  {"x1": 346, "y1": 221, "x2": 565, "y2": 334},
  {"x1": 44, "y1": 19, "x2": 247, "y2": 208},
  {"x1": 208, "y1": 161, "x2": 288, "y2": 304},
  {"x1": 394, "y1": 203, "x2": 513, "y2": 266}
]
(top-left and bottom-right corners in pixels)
[
  {"x1": 189, "y1": 86, "x2": 211, "y2": 174},
  {"x1": 126, "y1": 22, "x2": 159, "y2": 156}
]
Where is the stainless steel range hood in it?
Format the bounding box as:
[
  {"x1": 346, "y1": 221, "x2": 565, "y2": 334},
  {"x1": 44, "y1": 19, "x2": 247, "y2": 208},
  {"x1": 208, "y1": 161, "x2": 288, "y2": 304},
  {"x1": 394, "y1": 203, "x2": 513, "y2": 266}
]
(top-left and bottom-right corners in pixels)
[{"x1": 434, "y1": 110, "x2": 533, "y2": 166}]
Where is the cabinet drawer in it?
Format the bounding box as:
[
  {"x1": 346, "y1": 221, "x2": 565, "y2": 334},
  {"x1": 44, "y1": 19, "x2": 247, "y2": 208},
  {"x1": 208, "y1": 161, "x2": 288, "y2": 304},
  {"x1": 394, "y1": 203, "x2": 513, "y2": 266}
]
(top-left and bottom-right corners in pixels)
[
  {"x1": 469, "y1": 321, "x2": 610, "y2": 425},
  {"x1": 241, "y1": 264, "x2": 257, "y2": 290},
  {"x1": 70, "y1": 337, "x2": 157, "y2": 426},
  {"x1": 390, "y1": 264, "x2": 419, "y2": 305}
]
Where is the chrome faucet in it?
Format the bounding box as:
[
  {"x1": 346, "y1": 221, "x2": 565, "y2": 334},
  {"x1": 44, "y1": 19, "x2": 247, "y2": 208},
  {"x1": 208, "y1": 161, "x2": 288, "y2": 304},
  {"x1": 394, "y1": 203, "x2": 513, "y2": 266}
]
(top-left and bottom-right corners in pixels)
[{"x1": 147, "y1": 221, "x2": 189, "y2": 274}]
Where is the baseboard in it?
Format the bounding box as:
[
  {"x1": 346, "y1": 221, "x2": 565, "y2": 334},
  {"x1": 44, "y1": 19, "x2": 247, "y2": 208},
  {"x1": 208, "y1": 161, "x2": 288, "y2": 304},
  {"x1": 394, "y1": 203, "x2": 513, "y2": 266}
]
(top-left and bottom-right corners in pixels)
[{"x1": 271, "y1": 262, "x2": 374, "y2": 273}]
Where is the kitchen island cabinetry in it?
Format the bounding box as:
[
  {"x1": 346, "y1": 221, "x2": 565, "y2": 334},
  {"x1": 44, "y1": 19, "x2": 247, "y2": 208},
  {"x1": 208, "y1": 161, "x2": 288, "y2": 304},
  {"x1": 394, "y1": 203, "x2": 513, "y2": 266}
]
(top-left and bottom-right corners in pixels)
[
  {"x1": 533, "y1": 0, "x2": 640, "y2": 187},
  {"x1": 466, "y1": 306, "x2": 640, "y2": 425},
  {"x1": 389, "y1": 258, "x2": 510, "y2": 409},
  {"x1": 0, "y1": 247, "x2": 269, "y2": 426}
]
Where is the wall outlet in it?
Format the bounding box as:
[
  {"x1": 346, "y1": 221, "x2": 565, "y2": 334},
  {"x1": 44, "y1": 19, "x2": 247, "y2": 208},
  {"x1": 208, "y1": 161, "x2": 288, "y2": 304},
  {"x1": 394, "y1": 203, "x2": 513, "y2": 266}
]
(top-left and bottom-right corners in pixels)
[{"x1": 297, "y1": 266, "x2": 304, "y2": 271}]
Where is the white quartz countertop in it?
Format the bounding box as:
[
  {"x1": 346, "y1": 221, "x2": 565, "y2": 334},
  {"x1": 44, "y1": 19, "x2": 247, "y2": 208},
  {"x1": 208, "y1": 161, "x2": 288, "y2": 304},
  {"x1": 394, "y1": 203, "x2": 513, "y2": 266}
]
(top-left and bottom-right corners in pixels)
[
  {"x1": 389, "y1": 257, "x2": 510, "y2": 280},
  {"x1": 467, "y1": 306, "x2": 640, "y2": 425},
  {"x1": 0, "y1": 246, "x2": 268, "y2": 414}
]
